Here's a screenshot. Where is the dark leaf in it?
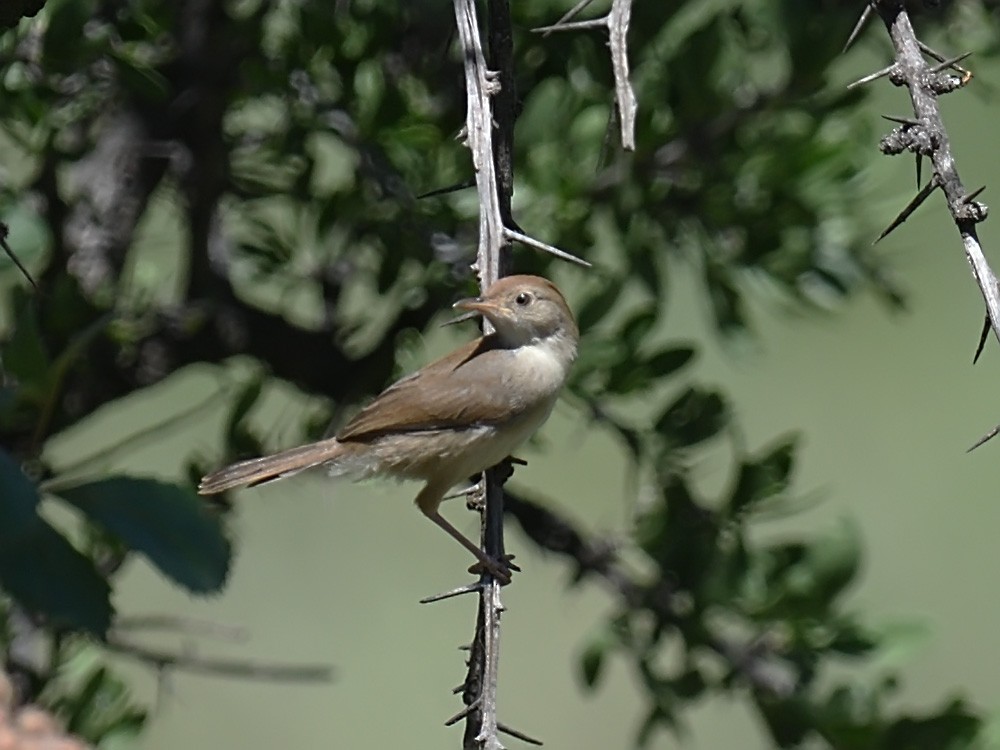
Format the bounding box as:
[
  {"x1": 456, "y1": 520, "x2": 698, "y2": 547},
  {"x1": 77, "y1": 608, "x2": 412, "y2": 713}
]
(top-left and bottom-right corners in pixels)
[
  {"x1": 576, "y1": 281, "x2": 621, "y2": 333},
  {"x1": 655, "y1": 387, "x2": 729, "y2": 447},
  {"x1": 56, "y1": 477, "x2": 232, "y2": 594},
  {"x1": 884, "y1": 699, "x2": 981, "y2": 749},
  {"x1": 579, "y1": 629, "x2": 614, "y2": 689},
  {"x1": 644, "y1": 346, "x2": 696, "y2": 378},
  {"x1": 0, "y1": 518, "x2": 112, "y2": 636},
  {"x1": 0, "y1": 447, "x2": 40, "y2": 537},
  {"x1": 728, "y1": 436, "x2": 798, "y2": 515},
  {"x1": 3, "y1": 287, "x2": 51, "y2": 400}
]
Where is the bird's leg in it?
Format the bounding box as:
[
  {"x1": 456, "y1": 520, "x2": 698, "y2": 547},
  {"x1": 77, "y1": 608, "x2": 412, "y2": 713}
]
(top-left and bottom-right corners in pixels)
[
  {"x1": 425, "y1": 510, "x2": 512, "y2": 585},
  {"x1": 416, "y1": 481, "x2": 513, "y2": 584}
]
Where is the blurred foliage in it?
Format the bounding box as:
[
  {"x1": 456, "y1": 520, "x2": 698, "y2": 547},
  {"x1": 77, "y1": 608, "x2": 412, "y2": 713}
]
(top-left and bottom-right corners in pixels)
[{"x1": 1, "y1": 0, "x2": 999, "y2": 747}]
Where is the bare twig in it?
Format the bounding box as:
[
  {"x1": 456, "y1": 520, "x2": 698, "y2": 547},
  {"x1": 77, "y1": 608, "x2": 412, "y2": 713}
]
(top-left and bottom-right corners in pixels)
[
  {"x1": 607, "y1": 0, "x2": 637, "y2": 150},
  {"x1": 537, "y1": 0, "x2": 597, "y2": 36},
  {"x1": 105, "y1": 635, "x2": 332, "y2": 683},
  {"x1": 874, "y1": 0, "x2": 1000, "y2": 340},
  {"x1": 0, "y1": 222, "x2": 38, "y2": 290},
  {"x1": 452, "y1": 0, "x2": 511, "y2": 747},
  {"x1": 113, "y1": 614, "x2": 247, "y2": 640},
  {"x1": 503, "y1": 228, "x2": 591, "y2": 267},
  {"x1": 867, "y1": 2, "x2": 997, "y2": 446},
  {"x1": 531, "y1": 1, "x2": 636, "y2": 151},
  {"x1": 503, "y1": 492, "x2": 797, "y2": 697}
]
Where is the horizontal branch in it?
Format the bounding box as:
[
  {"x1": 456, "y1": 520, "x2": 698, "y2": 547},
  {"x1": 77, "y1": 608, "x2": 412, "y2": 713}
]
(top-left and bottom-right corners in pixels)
[
  {"x1": 504, "y1": 491, "x2": 797, "y2": 697},
  {"x1": 106, "y1": 635, "x2": 333, "y2": 683}
]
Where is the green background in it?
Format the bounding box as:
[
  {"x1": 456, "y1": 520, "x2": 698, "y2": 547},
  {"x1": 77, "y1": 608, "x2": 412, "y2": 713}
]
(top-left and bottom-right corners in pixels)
[{"x1": 21, "y1": 28, "x2": 1000, "y2": 750}]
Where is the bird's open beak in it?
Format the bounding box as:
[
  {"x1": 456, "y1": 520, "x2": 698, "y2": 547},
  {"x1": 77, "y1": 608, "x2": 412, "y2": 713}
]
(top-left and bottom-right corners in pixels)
[{"x1": 453, "y1": 297, "x2": 506, "y2": 319}]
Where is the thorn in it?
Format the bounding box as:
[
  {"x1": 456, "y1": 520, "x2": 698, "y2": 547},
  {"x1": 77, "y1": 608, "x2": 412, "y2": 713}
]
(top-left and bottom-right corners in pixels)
[
  {"x1": 847, "y1": 63, "x2": 896, "y2": 90},
  {"x1": 503, "y1": 227, "x2": 592, "y2": 267},
  {"x1": 881, "y1": 114, "x2": 921, "y2": 127},
  {"x1": 419, "y1": 581, "x2": 484, "y2": 604},
  {"x1": 974, "y1": 314, "x2": 990, "y2": 364},
  {"x1": 928, "y1": 51, "x2": 972, "y2": 75},
  {"x1": 444, "y1": 698, "x2": 481, "y2": 726},
  {"x1": 916, "y1": 154, "x2": 922, "y2": 188},
  {"x1": 498, "y1": 722, "x2": 544, "y2": 746},
  {"x1": 967, "y1": 424, "x2": 1000, "y2": 453},
  {"x1": 537, "y1": 0, "x2": 599, "y2": 37},
  {"x1": 875, "y1": 179, "x2": 940, "y2": 244},
  {"x1": 962, "y1": 185, "x2": 987, "y2": 204},
  {"x1": 0, "y1": 222, "x2": 38, "y2": 290},
  {"x1": 917, "y1": 40, "x2": 947, "y2": 62},
  {"x1": 531, "y1": 17, "x2": 607, "y2": 34},
  {"x1": 842, "y1": 3, "x2": 874, "y2": 54},
  {"x1": 417, "y1": 178, "x2": 476, "y2": 200},
  {"x1": 917, "y1": 43, "x2": 973, "y2": 83}
]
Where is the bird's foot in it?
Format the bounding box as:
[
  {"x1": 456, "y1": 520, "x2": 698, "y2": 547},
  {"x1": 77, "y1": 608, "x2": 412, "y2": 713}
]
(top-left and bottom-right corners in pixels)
[{"x1": 468, "y1": 553, "x2": 519, "y2": 584}]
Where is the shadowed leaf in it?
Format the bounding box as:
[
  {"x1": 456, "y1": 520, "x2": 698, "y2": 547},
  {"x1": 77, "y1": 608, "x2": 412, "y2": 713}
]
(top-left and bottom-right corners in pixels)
[{"x1": 57, "y1": 477, "x2": 232, "y2": 594}]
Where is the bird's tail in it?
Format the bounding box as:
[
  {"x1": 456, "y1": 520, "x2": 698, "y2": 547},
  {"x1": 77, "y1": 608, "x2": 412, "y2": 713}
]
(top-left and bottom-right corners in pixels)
[{"x1": 198, "y1": 437, "x2": 347, "y2": 494}]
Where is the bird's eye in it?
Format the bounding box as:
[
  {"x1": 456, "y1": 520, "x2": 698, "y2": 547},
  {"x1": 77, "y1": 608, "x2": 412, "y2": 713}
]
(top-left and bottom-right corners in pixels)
[{"x1": 515, "y1": 292, "x2": 532, "y2": 306}]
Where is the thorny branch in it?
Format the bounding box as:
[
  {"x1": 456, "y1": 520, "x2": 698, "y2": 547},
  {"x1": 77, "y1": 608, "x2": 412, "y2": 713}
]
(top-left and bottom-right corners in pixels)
[
  {"x1": 448, "y1": 0, "x2": 595, "y2": 746},
  {"x1": 533, "y1": 0, "x2": 637, "y2": 150},
  {"x1": 857, "y1": 3, "x2": 999, "y2": 445},
  {"x1": 452, "y1": 1, "x2": 512, "y2": 748}
]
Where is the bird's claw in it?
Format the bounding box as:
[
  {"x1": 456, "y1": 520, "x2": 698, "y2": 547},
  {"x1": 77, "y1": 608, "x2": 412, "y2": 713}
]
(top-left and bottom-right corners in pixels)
[{"x1": 468, "y1": 553, "x2": 519, "y2": 584}]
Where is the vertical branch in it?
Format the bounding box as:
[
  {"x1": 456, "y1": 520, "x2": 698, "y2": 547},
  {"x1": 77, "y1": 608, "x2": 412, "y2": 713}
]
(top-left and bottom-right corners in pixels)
[
  {"x1": 450, "y1": 2, "x2": 589, "y2": 746},
  {"x1": 454, "y1": 0, "x2": 508, "y2": 290},
  {"x1": 608, "y1": 0, "x2": 637, "y2": 150},
  {"x1": 452, "y1": 1, "x2": 514, "y2": 748},
  {"x1": 531, "y1": 0, "x2": 637, "y2": 151},
  {"x1": 857, "y1": 2, "x2": 999, "y2": 444},
  {"x1": 871, "y1": 2, "x2": 997, "y2": 344}
]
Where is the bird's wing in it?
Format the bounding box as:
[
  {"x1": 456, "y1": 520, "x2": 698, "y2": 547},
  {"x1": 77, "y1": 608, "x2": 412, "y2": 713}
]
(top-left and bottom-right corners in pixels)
[{"x1": 337, "y1": 335, "x2": 522, "y2": 442}]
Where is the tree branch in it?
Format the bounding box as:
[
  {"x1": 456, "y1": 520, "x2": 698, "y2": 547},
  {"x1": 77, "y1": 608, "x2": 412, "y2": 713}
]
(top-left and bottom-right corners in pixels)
[
  {"x1": 504, "y1": 492, "x2": 797, "y2": 698},
  {"x1": 866, "y1": 2, "x2": 997, "y2": 446},
  {"x1": 532, "y1": 0, "x2": 637, "y2": 151},
  {"x1": 452, "y1": 1, "x2": 511, "y2": 746}
]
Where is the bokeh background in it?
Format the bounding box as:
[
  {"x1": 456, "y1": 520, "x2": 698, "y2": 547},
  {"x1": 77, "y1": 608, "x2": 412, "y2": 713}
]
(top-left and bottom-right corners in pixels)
[{"x1": 4, "y1": 1, "x2": 1000, "y2": 748}]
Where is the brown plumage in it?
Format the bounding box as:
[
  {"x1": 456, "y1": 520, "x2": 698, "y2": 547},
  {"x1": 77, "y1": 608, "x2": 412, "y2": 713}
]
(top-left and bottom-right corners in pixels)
[{"x1": 198, "y1": 275, "x2": 578, "y2": 580}]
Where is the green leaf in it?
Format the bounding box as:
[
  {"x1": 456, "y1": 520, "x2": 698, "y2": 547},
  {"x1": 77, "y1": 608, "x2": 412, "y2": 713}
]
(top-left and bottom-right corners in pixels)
[
  {"x1": 781, "y1": 519, "x2": 861, "y2": 609},
  {"x1": 0, "y1": 448, "x2": 40, "y2": 537},
  {"x1": 868, "y1": 620, "x2": 932, "y2": 671},
  {"x1": 579, "y1": 629, "x2": 615, "y2": 689},
  {"x1": 576, "y1": 281, "x2": 621, "y2": 332},
  {"x1": 62, "y1": 664, "x2": 148, "y2": 743},
  {"x1": 620, "y1": 305, "x2": 658, "y2": 350},
  {"x1": 884, "y1": 699, "x2": 982, "y2": 750},
  {"x1": 2, "y1": 288, "x2": 52, "y2": 401},
  {"x1": 704, "y1": 261, "x2": 746, "y2": 334},
  {"x1": 655, "y1": 387, "x2": 729, "y2": 447},
  {"x1": 728, "y1": 436, "x2": 798, "y2": 515},
  {"x1": 0, "y1": 518, "x2": 112, "y2": 636},
  {"x1": 56, "y1": 477, "x2": 232, "y2": 594},
  {"x1": 644, "y1": 346, "x2": 696, "y2": 378}
]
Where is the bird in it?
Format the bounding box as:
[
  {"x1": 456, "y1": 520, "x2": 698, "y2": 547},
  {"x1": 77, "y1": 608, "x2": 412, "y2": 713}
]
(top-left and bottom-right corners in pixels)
[{"x1": 198, "y1": 274, "x2": 579, "y2": 581}]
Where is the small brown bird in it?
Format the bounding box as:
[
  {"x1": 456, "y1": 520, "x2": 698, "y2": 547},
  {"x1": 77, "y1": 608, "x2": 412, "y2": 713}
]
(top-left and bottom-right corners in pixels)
[{"x1": 199, "y1": 275, "x2": 578, "y2": 580}]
